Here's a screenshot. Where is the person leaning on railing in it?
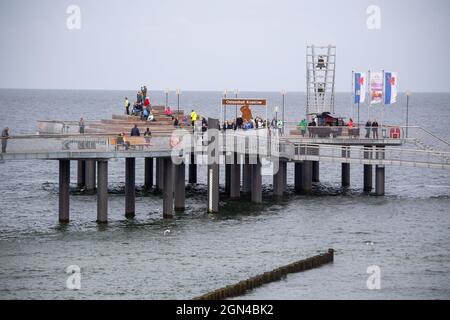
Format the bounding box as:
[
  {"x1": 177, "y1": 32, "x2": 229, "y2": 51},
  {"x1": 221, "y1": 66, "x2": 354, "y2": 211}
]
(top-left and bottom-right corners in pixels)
[{"x1": 1, "y1": 127, "x2": 9, "y2": 153}]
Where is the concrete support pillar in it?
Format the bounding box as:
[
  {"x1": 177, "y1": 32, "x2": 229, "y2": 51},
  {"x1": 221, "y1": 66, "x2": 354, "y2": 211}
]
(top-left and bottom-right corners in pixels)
[
  {"x1": 97, "y1": 160, "x2": 108, "y2": 223},
  {"x1": 242, "y1": 155, "x2": 252, "y2": 195},
  {"x1": 302, "y1": 160, "x2": 313, "y2": 194},
  {"x1": 363, "y1": 165, "x2": 373, "y2": 192},
  {"x1": 144, "y1": 157, "x2": 153, "y2": 191},
  {"x1": 342, "y1": 163, "x2": 351, "y2": 187},
  {"x1": 312, "y1": 161, "x2": 320, "y2": 183},
  {"x1": 156, "y1": 157, "x2": 164, "y2": 192},
  {"x1": 189, "y1": 153, "x2": 197, "y2": 184},
  {"x1": 225, "y1": 159, "x2": 231, "y2": 194},
  {"x1": 77, "y1": 160, "x2": 85, "y2": 188},
  {"x1": 174, "y1": 162, "x2": 185, "y2": 212},
  {"x1": 375, "y1": 165, "x2": 385, "y2": 196},
  {"x1": 163, "y1": 158, "x2": 174, "y2": 218},
  {"x1": 282, "y1": 161, "x2": 287, "y2": 192},
  {"x1": 125, "y1": 158, "x2": 135, "y2": 218},
  {"x1": 342, "y1": 147, "x2": 350, "y2": 187},
  {"x1": 273, "y1": 159, "x2": 285, "y2": 198},
  {"x1": 294, "y1": 162, "x2": 303, "y2": 193},
  {"x1": 85, "y1": 160, "x2": 96, "y2": 191},
  {"x1": 230, "y1": 153, "x2": 241, "y2": 200},
  {"x1": 59, "y1": 160, "x2": 70, "y2": 223},
  {"x1": 363, "y1": 146, "x2": 373, "y2": 192},
  {"x1": 251, "y1": 158, "x2": 262, "y2": 203},
  {"x1": 207, "y1": 118, "x2": 220, "y2": 213}
]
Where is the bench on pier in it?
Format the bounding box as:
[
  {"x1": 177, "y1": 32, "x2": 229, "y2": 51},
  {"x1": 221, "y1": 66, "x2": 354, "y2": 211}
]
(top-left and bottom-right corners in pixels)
[{"x1": 111, "y1": 136, "x2": 152, "y2": 151}]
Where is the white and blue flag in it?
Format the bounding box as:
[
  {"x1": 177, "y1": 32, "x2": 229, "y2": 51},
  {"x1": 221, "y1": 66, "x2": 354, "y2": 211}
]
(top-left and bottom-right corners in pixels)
[
  {"x1": 384, "y1": 72, "x2": 398, "y2": 105},
  {"x1": 353, "y1": 72, "x2": 366, "y2": 104}
]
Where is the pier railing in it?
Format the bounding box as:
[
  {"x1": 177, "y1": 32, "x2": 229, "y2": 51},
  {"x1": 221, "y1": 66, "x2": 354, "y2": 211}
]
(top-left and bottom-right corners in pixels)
[
  {"x1": 2, "y1": 129, "x2": 450, "y2": 170},
  {"x1": 0, "y1": 134, "x2": 173, "y2": 156},
  {"x1": 281, "y1": 142, "x2": 450, "y2": 170},
  {"x1": 402, "y1": 126, "x2": 450, "y2": 153}
]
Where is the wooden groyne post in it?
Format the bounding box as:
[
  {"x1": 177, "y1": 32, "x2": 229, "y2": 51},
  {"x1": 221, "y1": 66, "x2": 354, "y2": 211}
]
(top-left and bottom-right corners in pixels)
[{"x1": 193, "y1": 249, "x2": 334, "y2": 300}]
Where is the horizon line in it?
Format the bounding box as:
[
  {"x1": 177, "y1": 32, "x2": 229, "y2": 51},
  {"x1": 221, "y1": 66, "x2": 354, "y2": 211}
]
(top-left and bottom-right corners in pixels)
[{"x1": 0, "y1": 87, "x2": 448, "y2": 94}]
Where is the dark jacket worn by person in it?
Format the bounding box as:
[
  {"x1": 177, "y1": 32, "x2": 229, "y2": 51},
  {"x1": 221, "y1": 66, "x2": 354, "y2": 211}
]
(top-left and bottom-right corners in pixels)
[{"x1": 131, "y1": 127, "x2": 140, "y2": 136}]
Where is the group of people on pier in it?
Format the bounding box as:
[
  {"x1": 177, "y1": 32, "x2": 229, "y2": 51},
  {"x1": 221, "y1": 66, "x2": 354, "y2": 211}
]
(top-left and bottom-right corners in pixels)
[
  {"x1": 124, "y1": 85, "x2": 156, "y2": 121},
  {"x1": 295, "y1": 116, "x2": 381, "y2": 139},
  {"x1": 365, "y1": 120, "x2": 380, "y2": 139}
]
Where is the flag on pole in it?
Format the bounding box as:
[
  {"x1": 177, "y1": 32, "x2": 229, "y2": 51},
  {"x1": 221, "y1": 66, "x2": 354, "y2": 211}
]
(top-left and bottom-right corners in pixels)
[
  {"x1": 369, "y1": 71, "x2": 383, "y2": 104},
  {"x1": 384, "y1": 72, "x2": 398, "y2": 104},
  {"x1": 353, "y1": 72, "x2": 366, "y2": 104}
]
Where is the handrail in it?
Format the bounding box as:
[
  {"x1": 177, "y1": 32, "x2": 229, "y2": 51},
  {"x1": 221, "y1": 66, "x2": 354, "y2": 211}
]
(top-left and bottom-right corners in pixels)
[
  {"x1": 411, "y1": 126, "x2": 450, "y2": 147},
  {"x1": 285, "y1": 142, "x2": 450, "y2": 157}
]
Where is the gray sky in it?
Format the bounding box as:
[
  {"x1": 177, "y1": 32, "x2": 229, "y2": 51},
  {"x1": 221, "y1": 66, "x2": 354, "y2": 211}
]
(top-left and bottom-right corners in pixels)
[{"x1": 0, "y1": 0, "x2": 449, "y2": 92}]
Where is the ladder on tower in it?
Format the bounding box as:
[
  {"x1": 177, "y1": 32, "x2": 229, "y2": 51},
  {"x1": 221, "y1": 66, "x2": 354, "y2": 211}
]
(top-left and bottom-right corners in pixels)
[{"x1": 306, "y1": 45, "x2": 336, "y2": 118}]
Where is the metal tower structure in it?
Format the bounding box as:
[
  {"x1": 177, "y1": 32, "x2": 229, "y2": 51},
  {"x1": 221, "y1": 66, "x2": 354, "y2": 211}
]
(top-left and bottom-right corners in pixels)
[{"x1": 306, "y1": 45, "x2": 336, "y2": 118}]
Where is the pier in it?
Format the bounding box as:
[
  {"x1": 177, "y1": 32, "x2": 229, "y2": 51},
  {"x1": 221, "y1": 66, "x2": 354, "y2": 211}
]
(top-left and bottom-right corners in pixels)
[{"x1": 1, "y1": 115, "x2": 450, "y2": 224}]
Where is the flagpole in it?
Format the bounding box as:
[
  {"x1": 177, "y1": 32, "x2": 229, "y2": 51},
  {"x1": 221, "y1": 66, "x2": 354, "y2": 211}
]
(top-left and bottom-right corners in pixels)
[
  {"x1": 367, "y1": 70, "x2": 371, "y2": 122},
  {"x1": 382, "y1": 70, "x2": 385, "y2": 134},
  {"x1": 351, "y1": 71, "x2": 354, "y2": 123}
]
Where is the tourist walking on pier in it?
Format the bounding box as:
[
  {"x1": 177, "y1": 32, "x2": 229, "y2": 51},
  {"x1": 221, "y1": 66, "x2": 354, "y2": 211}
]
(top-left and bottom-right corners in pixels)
[
  {"x1": 348, "y1": 118, "x2": 354, "y2": 129},
  {"x1": 223, "y1": 120, "x2": 229, "y2": 131},
  {"x1": 365, "y1": 120, "x2": 372, "y2": 138},
  {"x1": 190, "y1": 109, "x2": 198, "y2": 127},
  {"x1": 79, "y1": 118, "x2": 85, "y2": 134},
  {"x1": 131, "y1": 124, "x2": 140, "y2": 137},
  {"x1": 165, "y1": 106, "x2": 173, "y2": 116},
  {"x1": 1, "y1": 127, "x2": 9, "y2": 153},
  {"x1": 236, "y1": 117, "x2": 243, "y2": 129},
  {"x1": 201, "y1": 117, "x2": 208, "y2": 132},
  {"x1": 124, "y1": 97, "x2": 130, "y2": 115},
  {"x1": 144, "y1": 127, "x2": 151, "y2": 143},
  {"x1": 372, "y1": 120, "x2": 379, "y2": 139},
  {"x1": 299, "y1": 118, "x2": 307, "y2": 137}
]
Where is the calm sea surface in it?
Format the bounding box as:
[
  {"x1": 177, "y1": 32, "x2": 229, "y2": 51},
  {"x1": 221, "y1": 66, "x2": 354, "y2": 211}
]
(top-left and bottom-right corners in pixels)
[{"x1": 0, "y1": 89, "x2": 449, "y2": 299}]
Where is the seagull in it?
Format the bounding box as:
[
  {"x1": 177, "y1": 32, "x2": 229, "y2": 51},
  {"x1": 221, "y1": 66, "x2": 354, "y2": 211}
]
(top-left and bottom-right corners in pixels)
[
  {"x1": 365, "y1": 241, "x2": 375, "y2": 246},
  {"x1": 164, "y1": 230, "x2": 171, "y2": 236}
]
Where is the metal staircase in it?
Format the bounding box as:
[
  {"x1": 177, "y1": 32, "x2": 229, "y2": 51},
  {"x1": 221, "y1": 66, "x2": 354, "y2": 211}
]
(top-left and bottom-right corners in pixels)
[{"x1": 306, "y1": 45, "x2": 336, "y2": 117}]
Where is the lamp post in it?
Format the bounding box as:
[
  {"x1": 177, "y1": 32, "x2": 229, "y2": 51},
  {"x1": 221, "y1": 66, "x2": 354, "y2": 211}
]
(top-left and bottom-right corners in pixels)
[
  {"x1": 165, "y1": 89, "x2": 169, "y2": 108},
  {"x1": 405, "y1": 90, "x2": 411, "y2": 138},
  {"x1": 274, "y1": 106, "x2": 279, "y2": 127},
  {"x1": 234, "y1": 89, "x2": 239, "y2": 121},
  {"x1": 176, "y1": 89, "x2": 180, "y2": 118},
  {"x1": 282, "y1": 90, "x2": 286, "y2": 134}
]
